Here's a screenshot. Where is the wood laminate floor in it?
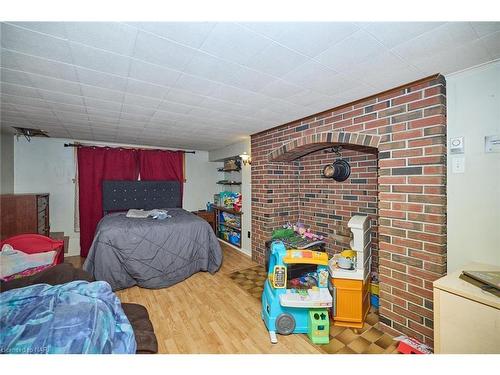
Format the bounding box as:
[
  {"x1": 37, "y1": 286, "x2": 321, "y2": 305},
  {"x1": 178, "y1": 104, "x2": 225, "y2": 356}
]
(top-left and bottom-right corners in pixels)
[{"x1": 66, "y1": 242, "x2": 322, "y2": 354}]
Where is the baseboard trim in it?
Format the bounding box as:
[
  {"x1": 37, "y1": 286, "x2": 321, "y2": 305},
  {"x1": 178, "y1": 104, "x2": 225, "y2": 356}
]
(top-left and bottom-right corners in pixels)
[{"x1": 218, "y1": 239, "x2": 251, "y2": 257}]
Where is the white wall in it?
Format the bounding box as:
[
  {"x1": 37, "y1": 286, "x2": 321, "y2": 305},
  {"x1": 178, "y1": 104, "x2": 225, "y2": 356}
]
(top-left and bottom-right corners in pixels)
[
  {"x1": 446, "y1": 61, "x2": 500, "y2": 272},
  {"x1": 209, "y1": 138, "x2": 252, "y2": 256},
  {"x1": 0, "y1": 131, "x2": 15, "y2": 194},
  {"x1": 14, "y1": 137, "x2": 221, "y2": 256}
]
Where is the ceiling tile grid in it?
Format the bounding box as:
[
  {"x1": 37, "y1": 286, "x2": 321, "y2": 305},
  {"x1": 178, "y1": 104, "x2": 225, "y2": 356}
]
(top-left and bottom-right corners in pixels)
[{"x1": 1, "y1": 21, "x2": 499, "y2": 150}]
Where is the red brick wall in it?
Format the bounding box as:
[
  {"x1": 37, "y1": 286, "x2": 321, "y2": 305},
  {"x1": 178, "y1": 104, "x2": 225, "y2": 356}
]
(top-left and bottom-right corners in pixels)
[{"x1": 251, "y1": 75, "x2": 447, "y2": 346}]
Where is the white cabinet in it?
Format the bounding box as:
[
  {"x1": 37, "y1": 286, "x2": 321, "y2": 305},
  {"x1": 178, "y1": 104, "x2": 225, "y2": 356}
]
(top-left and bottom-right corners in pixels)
[{"x1": 433, "y1": 262, "x2": 500, "y2": 353}]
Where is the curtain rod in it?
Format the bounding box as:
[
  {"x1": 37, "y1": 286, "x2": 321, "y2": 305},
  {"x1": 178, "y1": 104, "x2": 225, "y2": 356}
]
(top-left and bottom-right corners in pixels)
[{"x1": 63, "y1": 143, "x2": 196, "y2": 154}]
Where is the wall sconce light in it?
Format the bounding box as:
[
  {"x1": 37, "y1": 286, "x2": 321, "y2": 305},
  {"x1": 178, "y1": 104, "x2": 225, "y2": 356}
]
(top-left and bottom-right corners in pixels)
[{"x1": 239, "y1": 152, "x2": 252, "y2": 166}]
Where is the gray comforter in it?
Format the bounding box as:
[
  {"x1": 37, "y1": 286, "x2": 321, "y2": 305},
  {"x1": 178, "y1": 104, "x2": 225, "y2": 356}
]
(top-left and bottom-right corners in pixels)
[{"x1": 83, "y1": 209, "x2": 222, "y2": 290}]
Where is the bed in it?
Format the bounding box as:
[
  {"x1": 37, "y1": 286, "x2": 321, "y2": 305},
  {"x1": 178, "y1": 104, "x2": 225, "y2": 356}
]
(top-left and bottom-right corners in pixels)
[{"x1": 82, "y1": 180, "x2": 223, "y2": 291}]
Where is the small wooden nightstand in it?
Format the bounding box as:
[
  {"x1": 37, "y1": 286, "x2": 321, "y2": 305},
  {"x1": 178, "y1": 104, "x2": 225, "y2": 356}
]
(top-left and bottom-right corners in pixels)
[{"x1": 192, "y1": 210, "x2": 216, "y2": 232}]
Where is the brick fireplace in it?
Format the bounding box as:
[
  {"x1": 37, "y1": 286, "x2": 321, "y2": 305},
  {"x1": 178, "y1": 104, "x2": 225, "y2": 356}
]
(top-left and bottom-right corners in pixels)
[{"x1": 251, "y1": 75, "x2": 447, "y2": 346}]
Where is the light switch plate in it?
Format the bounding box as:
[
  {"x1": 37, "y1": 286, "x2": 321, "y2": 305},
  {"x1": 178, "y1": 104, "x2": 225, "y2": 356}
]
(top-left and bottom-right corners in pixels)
[
  {"x1": 485, "y1": 135, "x2": 500, "y2": 153},
  {"x1": 450, "y1": 136, "x2": 464, "y2": 154},
  {"x1": 451, "y1": 156, "x2": 465, "y2": 173}
]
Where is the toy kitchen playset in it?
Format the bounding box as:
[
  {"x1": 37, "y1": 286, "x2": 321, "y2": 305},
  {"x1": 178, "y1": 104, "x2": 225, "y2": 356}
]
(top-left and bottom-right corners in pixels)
[
  {"x1": 329, "y1": 215, "x2": 372, "y2": 329},
  {"x1": 262, "y1": 215, "x2": 372, "y2": 344}
]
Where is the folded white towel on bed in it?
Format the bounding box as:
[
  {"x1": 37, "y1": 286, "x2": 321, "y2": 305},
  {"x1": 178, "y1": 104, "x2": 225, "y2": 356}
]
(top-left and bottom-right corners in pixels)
[
  {"x1": 125, "y1": 209, "x2": 171, "y2": 219},
  {"x1": 125, "y1": 209, "x2": 151, "y2": 218}
]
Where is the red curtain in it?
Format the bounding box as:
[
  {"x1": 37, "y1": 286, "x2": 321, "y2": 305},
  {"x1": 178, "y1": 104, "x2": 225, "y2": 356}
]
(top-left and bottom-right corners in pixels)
[
  {"x1": 77, "y1": 147, "x2": 138, "y2": 257},
  {"x1": 139, "y1": 150, "x2": 184, "y2": 197}
]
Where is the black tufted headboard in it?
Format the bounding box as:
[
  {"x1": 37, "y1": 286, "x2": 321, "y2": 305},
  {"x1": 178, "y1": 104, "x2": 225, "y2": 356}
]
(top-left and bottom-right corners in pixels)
[{"x1": 102, "y1": 180, "x2": 182, "y2": 214}]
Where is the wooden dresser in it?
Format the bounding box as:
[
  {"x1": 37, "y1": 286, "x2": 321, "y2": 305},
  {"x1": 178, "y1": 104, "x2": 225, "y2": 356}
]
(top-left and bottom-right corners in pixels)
[
  {"x1": 0, "y1": 194, "x2": 50, "y2": 240},
  {"x1": 192, "y1": 210, "x2": 216, "y2": 232}
]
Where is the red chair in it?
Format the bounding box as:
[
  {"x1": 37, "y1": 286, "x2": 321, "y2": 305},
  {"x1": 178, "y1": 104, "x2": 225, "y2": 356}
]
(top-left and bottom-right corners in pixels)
[{"x1": 1, "y1": 234, "x2": 64, "y2": 265}]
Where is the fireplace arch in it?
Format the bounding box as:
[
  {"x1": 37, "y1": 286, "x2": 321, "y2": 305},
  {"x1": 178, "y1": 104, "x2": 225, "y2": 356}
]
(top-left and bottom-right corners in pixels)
[{"x1": 268, "y1": 131, "x2": 381, "y2": 162}]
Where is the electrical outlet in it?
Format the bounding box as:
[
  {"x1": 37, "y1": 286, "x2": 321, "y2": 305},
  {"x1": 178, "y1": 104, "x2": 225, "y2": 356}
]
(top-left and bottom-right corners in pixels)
[{"x1": 247, "y1": 231, "x2": 251, "y2": 238}]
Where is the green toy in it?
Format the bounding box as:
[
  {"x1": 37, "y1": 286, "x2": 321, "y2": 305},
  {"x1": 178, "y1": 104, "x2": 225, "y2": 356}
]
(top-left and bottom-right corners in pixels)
[
  {"x1": 307, "y1": 309, "x2": 330, "y2": 345},
  {"x1": 271, "y1": 228, "x2": 295, "y2": 240}
]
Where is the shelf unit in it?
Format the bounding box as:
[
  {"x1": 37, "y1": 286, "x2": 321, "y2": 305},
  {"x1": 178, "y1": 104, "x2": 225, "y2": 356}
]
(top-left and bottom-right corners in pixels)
[
  {"x1": 217, "y1": 162, "x2": 242, "y2": 193},
  {"x1": 216, "y1": 181, "x2": 242, "y2": 185},
  {"x1": 217, "y1": 167, "x2": 241, "y2": 173},
  {"x1": 214, "y1": 205, "x2": 243, "y2": 248}
]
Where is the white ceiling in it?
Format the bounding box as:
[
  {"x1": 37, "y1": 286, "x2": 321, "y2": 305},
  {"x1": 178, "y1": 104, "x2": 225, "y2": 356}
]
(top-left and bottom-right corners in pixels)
[{"x1": 1, "y1": 21, "x2": 499, "y2": 150}]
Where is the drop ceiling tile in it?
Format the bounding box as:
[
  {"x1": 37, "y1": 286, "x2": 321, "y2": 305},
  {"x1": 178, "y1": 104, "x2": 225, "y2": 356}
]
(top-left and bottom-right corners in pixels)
[
  {"x1": 64, "y1": 121, "x2": 92, "y2": 128},
  {"x1": 90, "y1": 130, "x2": 118, "y2": 138},
  {"x1": 361, "y1": 22, "x2": 445, "y2": 48},
  {"x1": 117, "y1": 119, "x2": 146, "y2": 129},
  {"x1": 122, "y1": 93, "x2": 162, "y2": 110},
  {"x1": 1, "y1": 67, "x2": 35, "y2": 86},
  {"x1": 258, "y1": 79, "x2": 304, "y2": 99},
  {"x1": 173, "y1": 74, "x2": 219, "y2": 96},
  {"x1": 0, "y1": 49, "x2": 20, "y2": 69},
  {"x1": 26, "y1": 72, "x2": 81, "y2": 96},
  {"x1": 128, "y1": 59, "x2": 181, "y2": 87},
  {"x1": 157, "y1": 100, "x2": 193, "y2": 114},
  {"x1": 150, "y1": 110, "x2": 185, "y2": 123},
  {"x1": 240, "y1": 22, "x2": 360, "y2": 57},
  {"x1": 282, "y1": 60, "x2": 355, "y2": 95},
  {"x1": 85, "y1": 107, "x2": 120, "y2": 120},
  {"x1": 469, "y1": 22, "x2": 500, "y2": 37},
  {"x1": 128, "y1": 22, "x2": 215, "y2": 48},
  {"x1": 48, "y1": 102, "x2": 86, "y2": 114},
  {"x1": 163, "y1": 88, "x2": 205, "y2": 106},
  {"x1": 333, "y1": 84, "x2": 377, "y2": 104},
  {"x1": 125, "y1": 79, "x2": 167, "y2": 99},
  {"x1": 120, "y1": 112, "x2": 151, "y2": 124},
  {"x1": 199, "y1": 23, "x2": 271, "y2": 65},
  {"x1": 209, "y1": 85, "x2": 265, "y2": 105},
  {"x1": 1, "y1": 23, "x2": 73, "y2": 63},
  {"x1": 0, "y1": 108, "x2": 22, "y2": 119},
  {"x1": 315, "y1": 30, "x2": 387, "y2": 72},
  {"x1": 3, "y1": 50, "x2": 79, "y2": 82},
  {"x1": 284, "y1": 88, "x2": 335, "y2": 107},
  {"x1": 412, "y1": 39, "x2": 492, "y2": 76},
  {"x1": 80, "y1": 85, "x2": 123, "y2": 103},
  {"x1": 18, "y1": 110, "x2": 57, "y2": 121},
  {"x1": 0, "y1": 82, "x2": 41, "y2": 99},
  {"x1": 1, "y1": 118, "x2": 31, "y2": 128},
  {"x1": 7, "y1": 22, "x2": 68, "y2": 38},
  {"x1": 262, "y1": 98, "x2": 306, "y2": 115},
  {"x1": 182, "y1": 53, "x2": 242, "y2": 85},
  {"x1": 243, "y1": 43, "x2": 309, "y2": 77},
  {"x1": 1, "y1": 93, "x2": 47, "y2": 108},
  {"x1": 83, "y1": 97, "x2": 123, "y2": 112},
  {"x1": 69, "y1": 42, "x2": 131, "y2": 77},
  {"x1": 480, "y1": 31, "x2": 500, "y2": 59},
  {"x1": 253, "y1": 108, "x2": 289, "y2": 123},
  {"x1": 392, "y1": 22, "x2": 478, "y2": 61},
  {"x1": 120, "y1": 104, "x2": 155, "y2": 117},
  {"x1": 75, "y1": 67, "x2": 128, "y2": 91},
  {"x1": 87, "y1": 114, "x2": 119, "y2": 125},
  {"x1": 54, "y1": 111, "x2": 89, "y2": 122},
  {"x1": 65, "y1": 22, "x2": 138, "y2": 56},
  {"x1": 343, "y1": 51, "x2": 421, "y2": 90},
  {"x1": 228, "y1": 66, "x2": 276, "y2": 92},
  {"x1": 197, "y1": 97, "x2": 251, "y2": 115},
  {"x1": 132, "y1": 31, "x2": 196, "y2": 71}
]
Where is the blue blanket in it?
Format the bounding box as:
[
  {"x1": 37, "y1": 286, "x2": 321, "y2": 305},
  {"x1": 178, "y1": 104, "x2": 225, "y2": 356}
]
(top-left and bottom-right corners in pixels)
[{"x1": 0, "y1": 281, "x2": 136, "y2": 354}]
